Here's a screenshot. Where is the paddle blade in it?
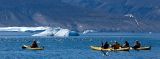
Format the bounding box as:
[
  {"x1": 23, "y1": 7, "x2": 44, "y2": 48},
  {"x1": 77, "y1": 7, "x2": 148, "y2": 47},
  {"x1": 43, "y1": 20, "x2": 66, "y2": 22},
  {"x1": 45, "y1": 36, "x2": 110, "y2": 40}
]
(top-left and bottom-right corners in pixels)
[{"x1": 22, "y1": 46, "x2": 26, "y2": 49}]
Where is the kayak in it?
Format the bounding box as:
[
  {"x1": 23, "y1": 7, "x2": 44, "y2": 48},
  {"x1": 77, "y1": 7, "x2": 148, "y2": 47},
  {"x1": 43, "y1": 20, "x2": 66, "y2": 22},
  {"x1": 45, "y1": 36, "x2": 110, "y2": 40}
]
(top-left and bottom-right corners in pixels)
[
  {"x1": 90, "y1": 46, "x2": 112, "y2": 51},
  {"x1": 90, "y1": 46, "x2": 151, "y2": 51},
  {"x1": 132, "y1": 46, "x2": 151, "y2": 50},
  {"x1": 114, "y1": 47, "x2": 130, "y2": 51},
  {"x1": 90, "y1": 46, "x2": 130, "y2": 51},
  {"x1": 22, "y1": 45, "x2": 44, "y2": 50}
]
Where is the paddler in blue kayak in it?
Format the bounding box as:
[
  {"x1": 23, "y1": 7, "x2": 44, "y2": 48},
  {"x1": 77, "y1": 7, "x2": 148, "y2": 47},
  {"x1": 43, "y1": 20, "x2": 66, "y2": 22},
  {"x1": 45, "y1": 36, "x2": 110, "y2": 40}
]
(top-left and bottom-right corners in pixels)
[
  {"x1": 122, "y1": 41, "x2": 130, "y2": 48},
  {"x1": 30, "y1": 40, "x2": 38, "y2": 48},
  {"x1": 133, "y1": 40, "x2": 141, "y2": 49},
  {"x1": 111, "y1": 41, "x2": 121, "y2": 49}
]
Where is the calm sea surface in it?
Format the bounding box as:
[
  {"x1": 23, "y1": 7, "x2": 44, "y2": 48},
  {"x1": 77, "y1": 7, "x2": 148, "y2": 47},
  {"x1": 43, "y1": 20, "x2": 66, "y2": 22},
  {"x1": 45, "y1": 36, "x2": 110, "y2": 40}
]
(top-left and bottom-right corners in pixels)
[{"x1": 0, "y1": 32, "x2": 159, "y2": 59}]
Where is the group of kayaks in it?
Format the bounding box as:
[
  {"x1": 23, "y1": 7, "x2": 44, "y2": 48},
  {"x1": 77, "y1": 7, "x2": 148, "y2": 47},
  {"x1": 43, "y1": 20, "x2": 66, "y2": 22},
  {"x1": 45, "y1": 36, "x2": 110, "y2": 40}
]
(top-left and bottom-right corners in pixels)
[
  {"x1": 21, "y1": 45, "x2": 151, "y2": 51},
  {"x1": 90, "y1": 46, "x2": 151, "y2": 51},
  {"x1": 21, "y1": 41, "x2": 151, "y2": 51}
]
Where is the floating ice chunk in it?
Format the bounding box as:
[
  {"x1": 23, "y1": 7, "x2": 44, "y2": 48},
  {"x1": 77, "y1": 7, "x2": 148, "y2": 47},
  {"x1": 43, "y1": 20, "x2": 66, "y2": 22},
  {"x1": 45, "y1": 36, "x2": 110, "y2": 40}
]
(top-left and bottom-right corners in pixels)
[
  {"x1": 0, "y1": 27, "x2": 48, "y2": 32},
  {"x1": 83, "y1": 30, "x2": 96, "y2": 34},
  {"x1": 69, "y1": 31, "x2": 79, "y2": 36}
]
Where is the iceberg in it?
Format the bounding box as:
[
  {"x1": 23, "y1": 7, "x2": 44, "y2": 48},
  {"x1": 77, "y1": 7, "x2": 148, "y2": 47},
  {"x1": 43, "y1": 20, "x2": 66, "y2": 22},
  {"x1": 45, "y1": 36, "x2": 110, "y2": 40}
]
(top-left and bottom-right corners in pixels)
[
  {"x1": 32, "y1": 27, "x2": 62, "y2": 36},
  {"x1": 0, "y1": 27, "x2": 79, "y2": 37},
  {"x1": 54, "y1": 29, "x2": 70, "y2": 37},
  {"x1": 32, "y1": 27, "x2": 55, "y2": 36},
  {"x1": 83, "y1": 30, "x2": 96, "y2": 34},
  {"x1": 69, "y1": 31, "x2": 79, "y2": 36},
  {"x1": 0, "y1": 27, "x2": 48, "y2": 32},
  {"x1": 32, "y1": 27, "x2": 79, "y2": 37}
]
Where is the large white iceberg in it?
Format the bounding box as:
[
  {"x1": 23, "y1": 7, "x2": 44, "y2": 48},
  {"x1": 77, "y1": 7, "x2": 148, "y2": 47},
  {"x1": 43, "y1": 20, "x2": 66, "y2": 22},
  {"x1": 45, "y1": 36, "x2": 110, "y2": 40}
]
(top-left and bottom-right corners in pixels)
[
  {"x1": 32, "y1": 27, "x2": 55, "y2": 36},
  {"x1": 32, "y1": 27, "x2": 79, "y2": 37},
  {"x1": 32, "y1": 27, "x2": 62, "y2": 36}
]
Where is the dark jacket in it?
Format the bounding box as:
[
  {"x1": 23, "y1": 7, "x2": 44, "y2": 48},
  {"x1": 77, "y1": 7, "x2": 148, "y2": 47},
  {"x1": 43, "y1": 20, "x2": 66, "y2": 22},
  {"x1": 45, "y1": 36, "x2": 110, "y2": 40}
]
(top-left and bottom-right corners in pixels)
[
  {"x1": 31, "y1": 41, "x2": 38, "y2": 48},
  {"x1": 122, "y1": 41, "x2": 129, "y2": 48},
  {"x1": 133, "y1": 41, "x2": 141, "y2": 49},
  {"x1": 103, "y1": 42, "x2": 109, "y2": 49}
]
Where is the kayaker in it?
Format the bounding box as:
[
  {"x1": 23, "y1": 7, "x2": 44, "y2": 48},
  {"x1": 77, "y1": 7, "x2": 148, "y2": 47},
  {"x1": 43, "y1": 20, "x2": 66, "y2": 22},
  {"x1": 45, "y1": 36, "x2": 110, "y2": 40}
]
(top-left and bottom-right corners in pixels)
[
  {"x1": 122, "y1": 41, "x2": 130, "y2": 48},
  {"x1": 133, "y1": 40, "x2": 141, "y2": 49},
  {"x1": 112, "y1": 41, "x2": 121, "y2": 49},
  {"x1": 30, "y1": 40, "x2": 38, "y2": 48},
  {"x1": 103, "y1": 41, "x2": 109, "y2": 49}
]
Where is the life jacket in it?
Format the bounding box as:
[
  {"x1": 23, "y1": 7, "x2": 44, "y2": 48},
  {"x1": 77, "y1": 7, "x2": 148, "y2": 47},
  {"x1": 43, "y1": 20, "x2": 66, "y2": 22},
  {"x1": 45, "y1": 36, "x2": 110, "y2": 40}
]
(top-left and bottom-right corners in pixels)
[{"x1": 113, "y1": 43, "x2": 120, "y2": 49}]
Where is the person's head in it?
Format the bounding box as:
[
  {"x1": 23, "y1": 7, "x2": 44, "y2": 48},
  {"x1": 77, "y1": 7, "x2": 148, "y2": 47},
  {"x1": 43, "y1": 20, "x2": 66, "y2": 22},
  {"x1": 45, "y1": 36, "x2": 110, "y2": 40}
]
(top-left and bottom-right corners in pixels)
[
  {"x1": 136, "y1": 40, "x2": 139, "y2": 43},
  {"x1": 33, "y1": 40, "x2": 37, "y2": 43},
  {"x1": 114, "y1": 41, "x2": 116, "y2": 42},
  {"x1": 115, "y1": 41, "x2": 118, "y2": 43},
  {"x1": 125, "y1": 41, "x2": 128, "y2": 43},
  {"x1": 105, "y1": 41, "x2": 108, "y2": 44}
]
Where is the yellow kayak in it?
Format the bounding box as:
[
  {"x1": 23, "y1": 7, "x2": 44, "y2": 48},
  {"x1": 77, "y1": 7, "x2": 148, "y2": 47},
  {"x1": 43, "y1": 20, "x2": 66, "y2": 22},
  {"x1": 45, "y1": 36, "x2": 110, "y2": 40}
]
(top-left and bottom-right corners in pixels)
[
  {"x1": 90, "y1": 46, "x2": 151, "y2": 51},
  {"x1": 90, "y1": 46, "x2": 130, "y2": 51},
  {"x1": 132, "y1": 46, "x2": 151, "y2": 50},
  {"x1": 22, "y1": 45, "x2": 44, "y2": 50}
]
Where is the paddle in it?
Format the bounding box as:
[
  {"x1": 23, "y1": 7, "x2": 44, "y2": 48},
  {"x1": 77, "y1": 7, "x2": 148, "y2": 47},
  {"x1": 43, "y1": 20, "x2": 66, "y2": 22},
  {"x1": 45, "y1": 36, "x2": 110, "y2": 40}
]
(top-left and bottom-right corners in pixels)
[
  {"x1": 126, "y1": 47, "x2": 132, "y2": 56},
  {"x1": 147, "y1": 41, "x2": 152, "y2": 51},
  {"x1": 22, "y1": 41, "x2": 31, "y2": 49},
  {"x1": 22, "y1": 45, "x2": 26, "y2": 49},
  {"x1": 101, "y1": 41, "x2": 104, "y2": 48},
  {"x1": 27, "y1": 41, "x2": 31, "y2": 43},
  {"x1": 100, "y1": 41, "x2": 109, "y2": 56},
  {"x1": 36, "y1": 41, "x2": 45, "y2": 48}
]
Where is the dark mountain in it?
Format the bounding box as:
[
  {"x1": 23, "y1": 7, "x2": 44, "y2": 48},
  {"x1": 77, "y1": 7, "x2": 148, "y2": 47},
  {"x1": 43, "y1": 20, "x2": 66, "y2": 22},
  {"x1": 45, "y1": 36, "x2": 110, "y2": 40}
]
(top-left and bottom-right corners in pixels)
[{"x1": 0, "y1": 0, "x2": 160, "y2": 32}]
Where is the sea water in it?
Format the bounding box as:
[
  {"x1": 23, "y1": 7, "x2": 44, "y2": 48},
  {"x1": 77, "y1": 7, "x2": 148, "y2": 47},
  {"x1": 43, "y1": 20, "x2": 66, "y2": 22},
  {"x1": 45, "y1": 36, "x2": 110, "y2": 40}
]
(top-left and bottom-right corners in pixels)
[{"x1": 0, "y1": 32, "x2": 159, "y2": 59}]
